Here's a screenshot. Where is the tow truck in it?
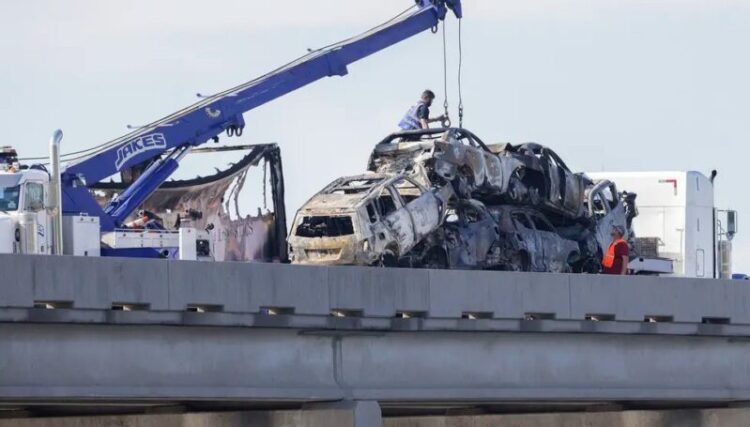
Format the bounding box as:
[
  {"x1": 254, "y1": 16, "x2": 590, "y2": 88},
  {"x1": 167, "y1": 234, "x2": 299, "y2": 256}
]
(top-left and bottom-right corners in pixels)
[{"x1": 0, "y1": 0, "x2": 463, "y2": 259}]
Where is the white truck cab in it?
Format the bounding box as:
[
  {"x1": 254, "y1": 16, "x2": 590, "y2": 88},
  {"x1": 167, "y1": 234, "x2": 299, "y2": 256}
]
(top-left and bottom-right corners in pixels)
[
  {"x1": 0, "y1": 141, "x2": 211, "y2": 261},
  {"x1": 587, "y1": 171, "x2": 737, "y2": 278},
  {"x1": 0, "y1": 147, "x2": 52, "y2": 255}
]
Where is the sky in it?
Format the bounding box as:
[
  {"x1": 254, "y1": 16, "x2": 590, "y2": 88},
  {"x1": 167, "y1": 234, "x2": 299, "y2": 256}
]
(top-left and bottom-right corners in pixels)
[{"x1": 1, "y1": 0, "x2": 749, "y2": 271}]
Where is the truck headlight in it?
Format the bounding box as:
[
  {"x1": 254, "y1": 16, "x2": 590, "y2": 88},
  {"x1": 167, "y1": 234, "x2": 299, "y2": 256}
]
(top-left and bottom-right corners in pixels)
[{"x1": 362, "y1": 240, "x2": 370, "y2": 252}]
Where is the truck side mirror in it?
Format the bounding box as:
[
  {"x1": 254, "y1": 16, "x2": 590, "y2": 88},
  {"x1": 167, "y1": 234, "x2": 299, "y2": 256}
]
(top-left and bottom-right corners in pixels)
[{"x1": 727, "y1": 210, "x2": 738, "y2": 240}]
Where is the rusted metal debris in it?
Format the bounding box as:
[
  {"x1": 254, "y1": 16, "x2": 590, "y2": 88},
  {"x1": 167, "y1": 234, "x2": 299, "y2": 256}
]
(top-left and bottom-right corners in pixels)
[
  {"x1": 94, "y1": 144, "x2": 288, "y2": 262},
  {"x1": 291, "y1": 128, "x2": 635, "y2": 272}
]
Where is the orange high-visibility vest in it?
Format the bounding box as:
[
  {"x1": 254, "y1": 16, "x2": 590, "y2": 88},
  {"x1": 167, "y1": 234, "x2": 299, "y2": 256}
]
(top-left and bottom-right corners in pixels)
[{"x1": 602, "y1": 238, "x2": 627, "y2": 268}]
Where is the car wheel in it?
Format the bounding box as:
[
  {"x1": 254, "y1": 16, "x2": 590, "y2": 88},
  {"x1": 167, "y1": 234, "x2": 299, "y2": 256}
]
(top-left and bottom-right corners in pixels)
[
  {"x1": 378, "y1": 249, "x2": 398, "y2": 268},
  {"x1": 576, "y1": 257, "x2": 602, "y2": 274},
  {"x1": 564, "y1": 252, "x2": 580, "y2": 273},
  {"x1": 506, "y1": 251, "x2": 531, "y2": 272},
  {"x1": 424, "y1": 249, "x2": 449, "y2": 270}
]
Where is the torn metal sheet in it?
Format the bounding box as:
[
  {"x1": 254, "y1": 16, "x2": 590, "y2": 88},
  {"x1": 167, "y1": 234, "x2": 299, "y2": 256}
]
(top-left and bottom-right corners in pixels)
[{"x1": 93, "y1": 144, "x2": 287, "y2": 262}]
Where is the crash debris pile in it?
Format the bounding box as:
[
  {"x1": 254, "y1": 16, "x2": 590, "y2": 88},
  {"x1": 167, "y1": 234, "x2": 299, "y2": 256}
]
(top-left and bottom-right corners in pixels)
[{"x1": 288, "y1": 128, "x2": 636, "y2": 272}]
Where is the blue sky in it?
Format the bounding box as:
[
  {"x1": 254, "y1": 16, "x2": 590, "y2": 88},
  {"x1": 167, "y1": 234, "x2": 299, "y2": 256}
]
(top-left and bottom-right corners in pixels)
[{"x1": 2, "y1": 0, "x2": 749, "y2": 271}]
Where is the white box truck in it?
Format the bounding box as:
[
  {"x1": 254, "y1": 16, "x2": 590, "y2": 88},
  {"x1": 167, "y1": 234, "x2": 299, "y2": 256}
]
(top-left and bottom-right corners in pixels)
[{"x1": 587, "y1": 171, "x2": 737, "y2": 278}]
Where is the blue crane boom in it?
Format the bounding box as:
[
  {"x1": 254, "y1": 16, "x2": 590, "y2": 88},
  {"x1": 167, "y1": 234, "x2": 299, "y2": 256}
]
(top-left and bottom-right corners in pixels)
[{"x1": 60, "y1": 0, "x2": 463, "y2": 231}]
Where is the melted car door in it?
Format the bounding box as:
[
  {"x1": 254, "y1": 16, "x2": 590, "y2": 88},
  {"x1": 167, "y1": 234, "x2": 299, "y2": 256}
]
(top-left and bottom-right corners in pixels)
[
  {"x1": 540, "y1": 149, "x2": 563, "y2": 210},
  {"x1": 590, "y1": 182, "x2": 626, "y2": 252},
  {"x1": 530, "y1": 213, "x2": 567, "y2": 272},
  {"x1": 381, "y1": 186, "x2": 416, "y2": 255},
  {"x1": 462, "y1": 203, "x2": 497, "y2": 265},
  {"x1": 512, "y1": 212, "x2": 544, "y2": 271},
  {"x1": 545, "y1": 149, "x2": 585, "y2": 218},
  {"x1": 396, "y1": 177, "x2": 443, "y2": 243}
]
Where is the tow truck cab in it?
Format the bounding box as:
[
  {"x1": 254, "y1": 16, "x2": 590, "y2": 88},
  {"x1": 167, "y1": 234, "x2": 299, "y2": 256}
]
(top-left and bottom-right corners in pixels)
[{"x1": 0, "y1": 147, "x2": 52, "y2": 255}]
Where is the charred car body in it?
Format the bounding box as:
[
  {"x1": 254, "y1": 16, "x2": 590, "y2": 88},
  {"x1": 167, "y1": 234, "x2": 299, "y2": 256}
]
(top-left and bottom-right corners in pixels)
[
  {"x1": 368, "y1": 128, "x2": 588, "y2": 222},
  {"x1": 414, "y1": 199, "x2": 581, "y2": 272},
  {"x1": 293, "y1": 127, "x2": 635, "y2": 272},
  {"x1": 288, "y1": 173, "x2": 454, "y2": 266},
  {"x1": 94, "y1": 144, "x2": 288, "y2": 262}
]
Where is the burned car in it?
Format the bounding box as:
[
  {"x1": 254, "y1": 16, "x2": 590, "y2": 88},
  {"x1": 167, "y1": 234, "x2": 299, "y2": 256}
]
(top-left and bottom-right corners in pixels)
[
  {"x1": 414, "y1": 200, "x2": 581, "y2": 272},
  {"x1": 288, "y1": 173, "x2": 454, "y2": 266},
  {"x1": 504, "y1": 143, "x2": 587, "y2": 221},
  {"x1": 557, "y1": 179, "x2": 637, "y2": 272},
  {"x1": 368, "y1": 128, "x2": 587, "y2": 222},
  {"x1": 368, "y1": 128, "x2": 516, "y2": 198}
]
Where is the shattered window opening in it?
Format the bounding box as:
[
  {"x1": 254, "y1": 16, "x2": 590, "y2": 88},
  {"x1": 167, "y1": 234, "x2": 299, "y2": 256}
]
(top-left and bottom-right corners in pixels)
[
  {"x1": 513, "y1": 213, "x2": 533, "y2": 229},
  {"x1": 329, "y1": 179, "x2": 381, "y2": 195},
  {"x1": 531, "y1": 215, "x2": 554, "y2": 232},
  {"x1": 375, "y1": 188, "x2": 399, "y2": 217},
  {"x1": 376, "y1": 196, "x2": 398, "y2": 217},
  {"x1": 592, "y1": 193, "x2": 609, "y2": 217},
  {"x1": 295, "y1": 216, "x2": 354, "y2": 238},
  {"x1": 366, "y1": 203, "x2": 378, "y2": 223},
  {"x1": 392, "y1": 177, "x2": 423, "y2": 202},
  {"x1": 601, "y1": 185, "x2": 618, "y2": 210},
  {"x1": 463, "y1": 206, "x2": 482, "y2": 224}
]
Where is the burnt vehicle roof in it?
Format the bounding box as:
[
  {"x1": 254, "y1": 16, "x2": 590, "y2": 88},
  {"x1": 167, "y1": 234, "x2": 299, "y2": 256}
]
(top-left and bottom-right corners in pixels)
[
  {"x1": 513, "y1": 143, "x2": 576, "y2": 173},
  {"x1": 376, "y1": 127, "x2": 492, "y2": 151},
  {"x1": 299, "y1": 173, "x2": 415, "y2": 213},
  {"x1": 371, "y1": 129, "x2": 577, "y2": 175},
  {"x1": 375, "y1": 129, "x2": 576, "y2": 171}
]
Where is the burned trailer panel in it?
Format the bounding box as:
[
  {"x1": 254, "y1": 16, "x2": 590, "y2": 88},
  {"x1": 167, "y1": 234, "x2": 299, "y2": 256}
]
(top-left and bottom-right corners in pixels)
[{"x1": 93, "y1": 144, "x2": 287, "y2": 262}]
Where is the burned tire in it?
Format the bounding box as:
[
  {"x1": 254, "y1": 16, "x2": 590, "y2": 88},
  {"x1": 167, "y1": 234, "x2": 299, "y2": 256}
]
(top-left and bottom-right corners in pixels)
[
  {"x1": 505, "y1": 251, "x2": 531, "y2": 272},
  {"x1": 378, "y1": 249, "x2": 399, "y2": 268},
  {"x1": 565, "y1": 252, "x2": 580, "y2": 274},
  {"x1": 424, "y1": 249, "x2": 449, "y2": 270},
  {"x1": 575, "y1": 256, "x2": 602, "y2": 274}
]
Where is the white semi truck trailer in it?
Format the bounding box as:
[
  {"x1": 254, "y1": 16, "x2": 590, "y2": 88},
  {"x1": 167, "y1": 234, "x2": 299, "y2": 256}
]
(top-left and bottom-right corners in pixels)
[{"x1": 588, "y1": 171, "x2": 737, "y2": 279}]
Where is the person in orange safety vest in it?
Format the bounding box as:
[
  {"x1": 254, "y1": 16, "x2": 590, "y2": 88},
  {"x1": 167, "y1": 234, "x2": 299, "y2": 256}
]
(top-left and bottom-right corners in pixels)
[{"x1": 602, "y1": 225, "x2": 629, "y2": 275}]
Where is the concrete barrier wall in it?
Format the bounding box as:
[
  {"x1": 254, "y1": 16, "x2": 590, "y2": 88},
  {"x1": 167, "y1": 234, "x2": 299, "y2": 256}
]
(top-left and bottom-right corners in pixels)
[
  {"x1": 386, "y1": 408, "x2": 750, "y2": 427},
  {"x1": 1, "y1": 254, "x2": 748, "y2": 325},
  {"x1": 4, "y1": 407, "x2": 750, "y2": 427}
]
